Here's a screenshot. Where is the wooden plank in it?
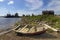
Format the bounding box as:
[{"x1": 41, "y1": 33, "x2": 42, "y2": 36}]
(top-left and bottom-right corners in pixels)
[
  {"x1": 44, "y1": 24, "x2": 58, "y2": 31},
  {"x1": 37, "y1": 27, "x2": 43, "y2": 32},
  {"x1": 19, "y1": 28, "x2": 29, "y2": 33},
  {"x1": 12, "y1": 25, "x2": 20, "y2": 31},
  {"x1": 18, "y1": 25, "x2": 28, "y2": 32},
  {"x1": 16, "y1": 28, "x2": 21, "y2": 32},
  {"x1": 28, "y1": 27, "x2": 35, "y2": 33}
]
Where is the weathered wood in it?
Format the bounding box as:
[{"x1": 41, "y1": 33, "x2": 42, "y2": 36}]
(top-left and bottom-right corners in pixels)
[
  {"x1": 16, "y1": 28, "x2": 21, "y2": 32},
  {"x1": 13, "y1": 24, "x2": 47, "y2": 35},
  {"x1": 37, "y1": 27, "x2": 43, "y2": 31},
  {"x1": 18, "y1": 25, "x2": 28, "y2": 32},
  {"x1": 28, "y1": 27, "x2": 35, "y2": 33},
  {"x1": 12, "y1": 25, "x2": 20, "y2": 31},
  {"x1": 44, "y1": 24, "x2": 58, "y2": 32},
  {"x1": 0, "y1": 29, "x2": 12, "y2": 36},
  {"x1": 19, "y1": 28, "x2": 29, "y2": 33}
]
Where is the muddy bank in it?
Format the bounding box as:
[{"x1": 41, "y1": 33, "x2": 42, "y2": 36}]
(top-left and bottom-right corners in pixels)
[
  {"x1": 0, "y1": 31, "x2": 60, "y2": 40},
  {"x1": 0, "y1": 30, "x2": 4, "y2": 33}
]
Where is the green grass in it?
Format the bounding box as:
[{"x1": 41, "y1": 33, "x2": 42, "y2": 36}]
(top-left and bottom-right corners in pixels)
[{"x1": 15, "y1": 15, "x2": 60, "y2": 29}]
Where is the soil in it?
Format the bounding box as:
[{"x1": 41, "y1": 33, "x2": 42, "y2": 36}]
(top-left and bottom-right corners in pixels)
[{"x1": 0, "y1": 31, "x2": 60, "y2": 40}]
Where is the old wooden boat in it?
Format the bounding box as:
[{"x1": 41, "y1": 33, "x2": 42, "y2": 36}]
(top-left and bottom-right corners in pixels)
[{"x1": 13, "y1": 24, "x2": 47, "y2": 35}]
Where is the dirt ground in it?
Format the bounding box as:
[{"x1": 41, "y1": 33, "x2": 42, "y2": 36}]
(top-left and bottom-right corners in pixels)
[{"x1": 0, "y1": 31, "x2": 60, "y2": 40}]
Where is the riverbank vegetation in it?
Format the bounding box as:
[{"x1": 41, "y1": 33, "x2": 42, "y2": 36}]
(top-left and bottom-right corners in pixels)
[
  {"x1": 15, "y1": 11, "x2": 60, "y2": 30},
  {"x1": 15, "y1": 14, "x2": 60, "y2": 30}
]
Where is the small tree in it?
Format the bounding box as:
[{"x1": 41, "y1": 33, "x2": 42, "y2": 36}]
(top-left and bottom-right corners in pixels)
[
  {"x1": 22, "y1": 14, "x2": 25, "y2": 17},
  {"x1": 32, "y1": 13, "x2": 34, "y2": 16},
  {"x1": 6, "y1": 14, "x2": 11, "y2": 17},
  {"x1": 15, "y1": 13, "x2": 19, "y2": 17}
]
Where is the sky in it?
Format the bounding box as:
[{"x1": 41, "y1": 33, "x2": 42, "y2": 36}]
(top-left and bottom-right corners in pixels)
[{"x1": 0, "y1": 0, "x2": 60, "y2": 16}]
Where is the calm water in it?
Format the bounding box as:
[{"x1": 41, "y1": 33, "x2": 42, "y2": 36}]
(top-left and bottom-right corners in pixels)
[{"x1": 0, "y1": 18, "x2": 21, "y2": 30}]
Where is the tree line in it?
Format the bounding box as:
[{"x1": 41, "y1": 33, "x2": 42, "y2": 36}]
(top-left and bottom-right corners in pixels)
[
  {"x1": 5, "y1": 10, "x2": 55, "y2": 18},
  {"x1": 5, "y1": 13, "x2": 19, "y2": 18}
]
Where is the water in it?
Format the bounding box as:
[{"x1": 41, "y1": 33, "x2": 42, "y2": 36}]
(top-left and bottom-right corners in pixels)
[{"x1": 0, "y1": 18, "x2": 21, "y2": 30}]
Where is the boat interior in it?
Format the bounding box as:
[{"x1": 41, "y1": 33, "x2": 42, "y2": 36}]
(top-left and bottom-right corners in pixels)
[{"x1": 13, "y1": 24, "x2": 47, "y2": 33}]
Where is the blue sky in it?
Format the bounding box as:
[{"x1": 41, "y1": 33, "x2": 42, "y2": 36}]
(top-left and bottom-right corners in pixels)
[{"x1": 0, "y1": 0, "x2": 60, "y2": 16}]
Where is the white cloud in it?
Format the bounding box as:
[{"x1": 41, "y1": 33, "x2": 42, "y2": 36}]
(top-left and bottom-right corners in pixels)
[
  {"x1": 8, "y1": 1, "x2": 14, "y2": 5},
  {"x1": 45, "y1": 0, "x2": 60, "y2": 14},
  {"x1": 25, "y1": 0, "x2": 43, "y2": 10},
  {"x1": 0, "y1": 0, "x2": 4, "y2": 2}
]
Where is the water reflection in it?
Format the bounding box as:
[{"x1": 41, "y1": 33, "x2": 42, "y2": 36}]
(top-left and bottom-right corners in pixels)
[{"x1": 0, "y1": 18, "x2": 21, "y2": 30}]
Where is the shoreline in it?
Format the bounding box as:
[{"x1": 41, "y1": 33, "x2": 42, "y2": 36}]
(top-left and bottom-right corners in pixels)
[
  {"x1": 0, "y1": 30, "x2": 60, "y2": 40},
  {"x1": 0, "y1": 15, "x2": 60, "y2": 40}
]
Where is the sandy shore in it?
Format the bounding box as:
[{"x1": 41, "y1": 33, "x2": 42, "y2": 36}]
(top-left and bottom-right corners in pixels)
[
  {"x1": 0, "y1": 31, "x2": 60, "y2": 40},
  {"x1": 0, "y1": 29, "x2": 6, "y2": 33}
]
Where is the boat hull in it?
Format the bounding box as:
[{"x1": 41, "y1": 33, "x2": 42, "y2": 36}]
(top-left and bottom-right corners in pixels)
[{"x1": 16, "y1": 29, "x2": 47, "y2": 36}]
